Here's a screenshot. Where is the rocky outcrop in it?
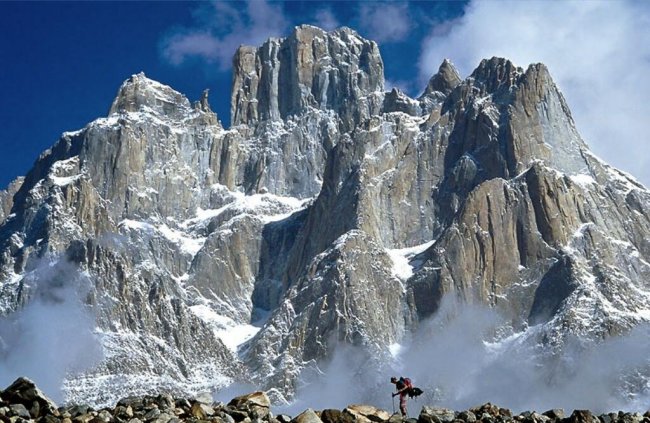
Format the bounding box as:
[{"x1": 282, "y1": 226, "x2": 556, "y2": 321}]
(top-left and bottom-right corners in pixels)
[
  {"x1": 0, "y1": 177, "x2": 24, "y2": 224},
  {"x1": 231, "y1": 25, "x2": 384, "y2": 131}
]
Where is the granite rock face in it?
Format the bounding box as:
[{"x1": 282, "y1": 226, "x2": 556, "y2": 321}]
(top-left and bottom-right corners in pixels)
[{"x1": 0, "y1": 25, "x2": 649, "y2": 406}]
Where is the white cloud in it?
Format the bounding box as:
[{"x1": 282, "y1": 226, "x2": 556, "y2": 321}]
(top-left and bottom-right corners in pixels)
[
  {"x1": 358, "y1": 3, "x2": 411, "y2": 43},
  {"x1": 313, "y1": 8, "x2": 339, "y2": 31},
  {"x1": 161, "y1": 0, "x2": 289, "y2": 70},
  {"x1": 419, "y1": 0, "x2": 650, "y2": 187}
]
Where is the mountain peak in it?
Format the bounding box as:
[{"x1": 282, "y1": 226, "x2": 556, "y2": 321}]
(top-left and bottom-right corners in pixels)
[
  {"x1": 108, "y1": 72, "x2": 192, "y2": 118},
  {"x1": 423, "y1": 58, "x2": 461, "y2": 97},
  {"x1": 469, "y1": 56, "x2": 523, "y2": 93},
  {"x1": 230, "y1": 25, "x2": 384, "y2": 129}
]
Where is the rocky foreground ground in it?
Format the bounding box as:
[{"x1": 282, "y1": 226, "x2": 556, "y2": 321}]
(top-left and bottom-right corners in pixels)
[{"x1": 1, "y1": 378, "x2": 649, "y2": 423}]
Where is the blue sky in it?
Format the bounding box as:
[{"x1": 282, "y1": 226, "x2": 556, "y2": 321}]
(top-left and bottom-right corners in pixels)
[{"x1": 1, "y1": 1, "x2": 649, "y2": 190}]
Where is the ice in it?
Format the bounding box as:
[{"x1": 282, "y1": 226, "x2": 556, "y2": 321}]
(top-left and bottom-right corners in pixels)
[
  {"x1": 570, "y1": 173, "x2": 596, "y2": 187},
  {"x1": 190, "y1": 304, "x2": 261, "y2": 352},
  {"x1": 386, "y1": 240, "x2": 435, "y2": 281},
  {"x1": 118, "y1": 219, "x2": 206, "y2": 256}
]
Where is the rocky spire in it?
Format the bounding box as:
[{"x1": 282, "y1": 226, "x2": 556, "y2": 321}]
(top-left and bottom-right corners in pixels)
[
  {"x1": 469, "y1": 57, "x2": 522, "y2": 95},
  {"x1": 108, "y1": 72, "x2": 193, "y2": 119},
  {"x1": 230, "y1": 25, "x2": 385, "y2": 129},
  {"x1": 423, "y1": 58, "x2": 461, "y2": 97}
]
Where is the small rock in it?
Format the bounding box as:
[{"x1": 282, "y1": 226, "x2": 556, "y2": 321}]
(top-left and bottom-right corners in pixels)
[
  {"x1": 599, "y1": 415, "x2": 612, "y2": 423},
  {"x1": 226, "y1": 410, "x2": 249, "y2": 423},
  {"x1": 127, "y1": 419, "x2": 143, "y2": 423},
  {"x1": 568, "y1": 410, "x2": 595, "y2": 423},
  {"x1": 219, "y1": 413, "x2": 236, "y2": 423},
  {"x1": 419, "y1": 413, "x2": 442, "y2": 423},
  {"x1": 143, "y1": 408, "x2": 161, "y2": 421},
  {"x1": 2, "y1": 377, "x2": 57, "y2": 415},
  {"x1": 69, "y1": 406, "x2": 92, "y2": 418},
  {"x1": 152, "y1": 413, "x2": 172, "y2": 423},
  {"x1": 421, "y1": 407, "x2": 456, "y2": 423},
  {"x1": 115, "y1": 406, "x2": 134, "y2": 419},
  {"x1": 291, "y1": 409, "x2": 323, "y2": 423},
  {"x1": 156, "y1": 395, "x2": 175, "y2": 412},
  {"x1": 228, "y1": 392, "x2": 270, "y2": 409},
  {"x1": 97, "y1": 410, "x2": 113, "y2": 422},
  {"x1": 194, "y1": 393, "x2": 213, "y2": 406},
  {"x1": 345, "y1": 405, "x2": 390, "y2": 422},
  {"x1": 542, "y1": 410, "x2": 564, "y2": 421},
  {"x1": 9, "y1": 404, "x2": 30, "y2": 419},
  {"x1": 277, "y1": 415, "x2": 292, "y2": 423},
  {"x1": 500, "y1": 410, "x2": 513, "y2": 419},
  {"x1": 73, "y1": 414, "x2": 95, "y2": 423},
  {"x1": 190, "y1": 403, "x2": 207, "y2": 420},
  {"x1": 29, "y1": 401, "x2": 41, "y2": 418},
  {"x1": 458, "y1": 411, "x2": 477, "y2": 423},
  {"x1": 320, "y1": 409, "x2": 343, "y2": 423},
  {"x1": 118, "y1": 399, "x2": 144, "y2": 410}
]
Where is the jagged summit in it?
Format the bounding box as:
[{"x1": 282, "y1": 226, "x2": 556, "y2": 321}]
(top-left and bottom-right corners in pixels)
[
  {"x1": 423, "y1": 58, "x2": 461, "y2": 97},
  {"x1": 109, "y1": 72, "x2": 193, "y2": 117},
  {"x1": 231, "y1": 25, "x2": 384, "y2": 129}
]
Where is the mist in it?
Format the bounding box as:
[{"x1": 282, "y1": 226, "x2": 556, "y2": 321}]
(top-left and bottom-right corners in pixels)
[
  {"x1": 0, "y1": 256, "x2": 103, "y2": 403},
  {"x1": 283, "y1": 297, "x2": 650, "y2": 415}
]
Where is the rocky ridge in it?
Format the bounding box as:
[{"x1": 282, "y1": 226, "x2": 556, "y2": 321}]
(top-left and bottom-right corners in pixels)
[
  {"x1": 0, "y1": 24, "x2": 649, "y2": 406},
  {"x1": 1, "y1": 378, "x2": 649, "y2": 423}
]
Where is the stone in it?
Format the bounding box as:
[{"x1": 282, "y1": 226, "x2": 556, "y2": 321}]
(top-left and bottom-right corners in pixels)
[
  {"x1": 421, "y1": 408, "x2": 456, "y2": 423},
  {"x1": 155, "y1": 395, "x2": 175, "y2": 412},
  {"x1": 219, "y1": 412, "x2": 237, "y2": 423},
  {"x1": 152, "y1": 413, "x2": 172, "y2": 423},
  {"x1": 143, "y1": 408, "x2": 161, "y2": 421},
  {"x1": 194, "y1": 393, "x2": 213, "y2": 406},
  {"x1": 542, "y1": 410, "x2": 564, "y2": 421},
  {"x1": 568, "y1": 411, "x2": 596, "y2": 423},
  {"x1": 345, "y1": 405, "x2": 391, "y2": 422},
  {"x1": 9, "y1": 405, "x2": 30, "y2": 419},
  {"x1": 2, "y1": 378, "x2": 57, "y2": 415},
  {"x1": 458, "y1": 412, "x2": 477, "y2": 423},
  {"x1": 190, "y1": 403, "x2": 207, "y2": 420},
  {"x1": 227, "y1": 392, "x2": 270, "y2": 419},
  {"x1": 97, "y1": 410, "x2": 113, "y2": 422},
  {"x1": 291, "y1": 409, "x2": 323, "y2": 423}
]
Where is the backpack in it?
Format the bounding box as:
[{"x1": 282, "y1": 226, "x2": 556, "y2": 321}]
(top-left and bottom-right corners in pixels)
[
  {"x1": 408, "y1": 387, "x2": 424, "y2": 398},
  {"x1": 400, "y1": 377, "x2": 423, "y2": 399}
]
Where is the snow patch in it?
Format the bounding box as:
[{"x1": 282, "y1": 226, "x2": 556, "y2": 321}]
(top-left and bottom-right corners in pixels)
[
  {"x1": 386, "y1": 240, "x2": 435, "y2": 281},
  {"x1": 570, "y1": 173, "x2": 596, "y2": 188},
  {"x1": 189, "y1": 304, "x2": 260, "y2": 352},
  {"x1": 118, "y1": 219, "x2": 206, "y2": 256}
]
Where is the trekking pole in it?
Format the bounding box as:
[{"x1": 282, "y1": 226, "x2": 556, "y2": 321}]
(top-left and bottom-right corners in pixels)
[{"x1": 392, "y1": 394, "x2": 395, "y2": 414}]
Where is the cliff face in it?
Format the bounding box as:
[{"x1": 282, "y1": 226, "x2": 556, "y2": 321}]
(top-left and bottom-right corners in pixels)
[{"x1": 0, "y1": 25, "x2": 648, "y2": 406}]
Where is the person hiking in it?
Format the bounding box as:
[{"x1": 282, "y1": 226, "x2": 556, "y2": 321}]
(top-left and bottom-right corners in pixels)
[{"x1": 391, "y1": 376, "x2": 412, "y2": 417}]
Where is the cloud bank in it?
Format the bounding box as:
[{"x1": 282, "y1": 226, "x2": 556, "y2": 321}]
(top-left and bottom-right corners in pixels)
[
  {"x1": 162, "y1": 1, "x2": 289, "y2": 70},
  {"x1": 282, "y1": 297, "x2": 650, "y2": 415},
  {"x1": 0, "y1": 258, "x2": 103, "y2": 402},
  {"x1": 358, "y1": 3, "x2": 411, "y2": 43},
  {"x1": 418, "y1": 0, "x2": 650, "y2": 186}
]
